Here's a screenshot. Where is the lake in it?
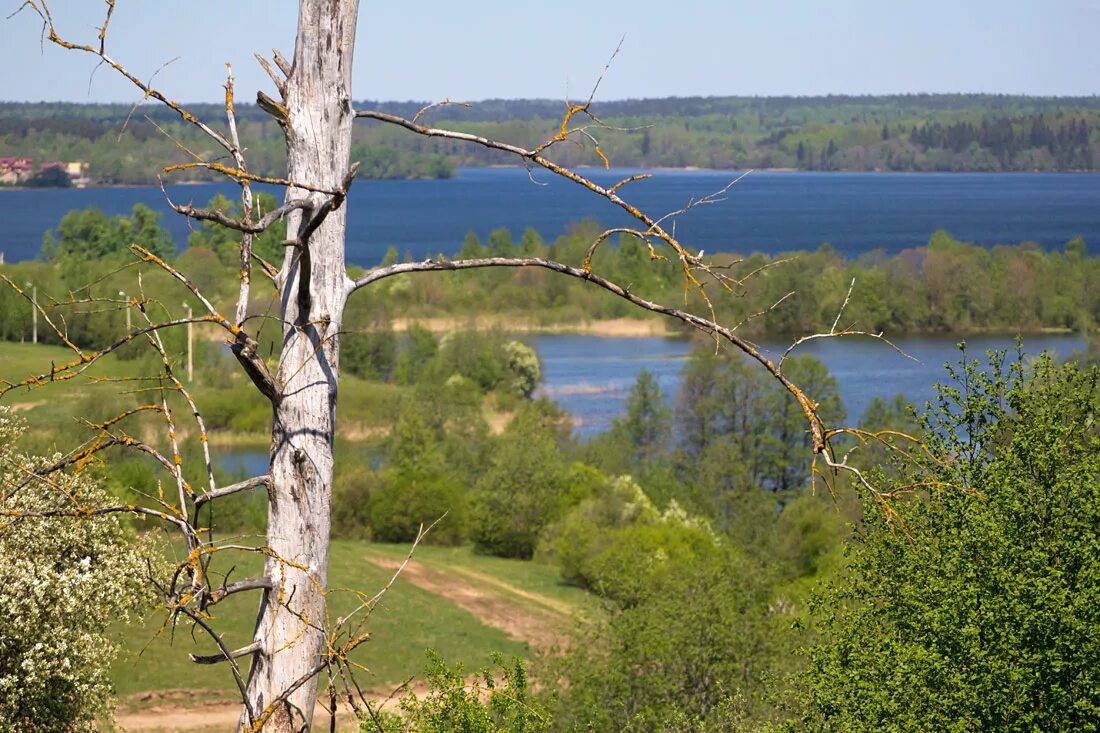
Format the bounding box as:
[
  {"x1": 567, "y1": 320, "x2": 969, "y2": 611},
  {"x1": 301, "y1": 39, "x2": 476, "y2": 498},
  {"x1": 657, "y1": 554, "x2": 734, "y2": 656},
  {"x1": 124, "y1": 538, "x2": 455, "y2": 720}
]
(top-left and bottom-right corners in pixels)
[
  {"x1": 3, "y1": 170, "x2": 1091, "y2": 455},
  {"x1": 530, "y1": 332, "x2": 1087, "y2": 438},
  {"x1": 215, "y1": 330, "x2": 1086, "y2": 476},
  {"x1": 2, "y1": 169, "x2": 1099, "y2": 264}
]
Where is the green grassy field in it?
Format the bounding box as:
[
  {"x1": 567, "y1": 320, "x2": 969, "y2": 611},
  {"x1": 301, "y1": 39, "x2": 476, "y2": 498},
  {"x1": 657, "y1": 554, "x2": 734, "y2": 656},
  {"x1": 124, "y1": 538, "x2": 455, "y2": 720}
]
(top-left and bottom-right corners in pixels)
[{"x1": 111, "y1": 540, "x2": 590, "y2": 705}]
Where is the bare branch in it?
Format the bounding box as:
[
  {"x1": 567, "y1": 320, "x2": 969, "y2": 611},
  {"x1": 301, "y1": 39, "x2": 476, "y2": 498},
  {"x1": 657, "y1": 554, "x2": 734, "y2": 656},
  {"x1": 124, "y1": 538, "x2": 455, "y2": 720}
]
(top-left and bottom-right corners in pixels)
[
  {"x1": 411, "y1": 97, "x2": 471, "y2": 124},
  {"x1": 255, "y1": 53, "x2": 287, "y2": 96},
  {"x1": 272, "y1": 47, "x2": 292, "y2": 77},
  {"x1": 779, "y1": 278, "x2": 918, "y2": 369},
  {"x1": 194, "y1": 475, "x2": 270, "y2": 508},
  {"x1": 207, "y1": 576, "x2": 273, "y2": 606},
  {"x1": 20, "y1": 0, "x2": 234, "y2": 152},
  {"x1": 190, "y1": 641, "x2": 262, "y2": 665},
  {"x1": 161, "y1": 186, "x2": 310, "y2": 235},
  {"x1": 349, "y1": 256, "x2": 828, "y2": 455}
]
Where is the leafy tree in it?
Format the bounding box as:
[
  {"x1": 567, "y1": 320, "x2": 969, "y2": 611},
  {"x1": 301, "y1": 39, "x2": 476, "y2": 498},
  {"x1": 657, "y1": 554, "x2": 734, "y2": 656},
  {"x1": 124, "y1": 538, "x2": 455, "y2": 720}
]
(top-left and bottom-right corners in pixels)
[
  {"x1": 616, "y1": 369, "x2": 672, "y2": 465},
  {"x1": 369, "y1": 407, "x2": 467, "y2": 544},
  {"x1": 798, "y1": 352, "x2": 1100, "y2": 731},
  {"x1": 0, "y1": 409, "x2": 150, "y2": 731},
  {"x1": 343, "y1": 328, "x2": 397, "y2": 381},
  {"x1": 470, "y1": 408, "x2": 570, "y2": 558},
  {"x1": 395, "y1": 324, "x2": 440, "y2": 385},
  {"x1": 546, "y1": 550, "x2": 782, "y2": 732},
  {"x1": 41, "y1": 204, "x2": 174, "y2": 261},
  {"x1": 503, "y1": 340, "x2": 541, "y2": 398}
]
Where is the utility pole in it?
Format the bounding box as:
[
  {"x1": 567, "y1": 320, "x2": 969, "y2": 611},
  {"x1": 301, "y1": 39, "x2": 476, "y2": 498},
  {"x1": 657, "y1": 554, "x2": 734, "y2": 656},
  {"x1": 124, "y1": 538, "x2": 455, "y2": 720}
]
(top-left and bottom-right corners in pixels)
[
  {"x1": 183, "y1": 303, "x2": 193, "y2": 382},
  {"x1": 24, "y1": 282, "x2": 36, "y2": 344},
  {"x1": 118, "y1": 291, "x2": 130, "y2": 333}
]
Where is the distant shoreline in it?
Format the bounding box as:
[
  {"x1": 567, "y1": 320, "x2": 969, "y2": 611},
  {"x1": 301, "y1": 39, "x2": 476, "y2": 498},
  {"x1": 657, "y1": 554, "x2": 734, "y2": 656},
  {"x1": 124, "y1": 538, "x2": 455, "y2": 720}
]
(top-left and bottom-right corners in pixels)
[{"x1": 3, "y1": 167, "x2": 1098, "y2": 193}]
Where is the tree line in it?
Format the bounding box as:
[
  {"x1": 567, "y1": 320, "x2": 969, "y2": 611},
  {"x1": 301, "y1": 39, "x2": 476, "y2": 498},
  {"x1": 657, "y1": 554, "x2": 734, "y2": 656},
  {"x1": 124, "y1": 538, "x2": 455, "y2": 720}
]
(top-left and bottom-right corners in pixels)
[
  {"x1": 1, "y1": 205, "x2": 1095, "y2": 348},
  {"x1": 3, "y1": 94, "x2": 1099, "y2": 185}
]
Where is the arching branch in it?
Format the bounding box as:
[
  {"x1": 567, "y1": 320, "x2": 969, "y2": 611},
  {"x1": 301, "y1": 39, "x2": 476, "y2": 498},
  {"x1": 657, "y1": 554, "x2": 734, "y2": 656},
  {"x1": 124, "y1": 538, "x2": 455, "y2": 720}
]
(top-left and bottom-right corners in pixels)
[{"x1": 349, "y1": 256, "x2": 828, "y2": 459}]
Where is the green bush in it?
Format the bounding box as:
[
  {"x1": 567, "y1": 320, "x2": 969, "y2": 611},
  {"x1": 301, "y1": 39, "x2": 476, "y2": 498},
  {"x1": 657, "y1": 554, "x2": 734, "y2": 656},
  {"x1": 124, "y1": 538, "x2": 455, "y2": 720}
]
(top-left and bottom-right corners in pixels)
[
  {"x1": 0, "y1": 408, "x2": 152, "y2": 731},
  {"x1": 798, "y1": 351, "x2": 1100, "y2": 731},
  {"x1": 469, "y1": 408, "x2": 570, "y2": 559},
  {"x1": 545, "y1": 551, "x2": 782, "y2": 732},
  {"x1": 369, "y1": 471, "x2": 467, "y2": 545},
  {"x1": 367, "y1": 651, "x2": 549, "y2": 733}
]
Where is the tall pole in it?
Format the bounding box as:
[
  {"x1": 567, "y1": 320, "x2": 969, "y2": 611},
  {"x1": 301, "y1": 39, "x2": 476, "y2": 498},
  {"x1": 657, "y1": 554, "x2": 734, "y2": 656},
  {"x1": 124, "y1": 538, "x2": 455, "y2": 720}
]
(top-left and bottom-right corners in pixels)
[
  {"x1": 184, "y1": 303, "x2": 193, "y2": 382},
  {"x1": 119, "y1": 290, "x2": 130, "y2": 333},
  {"x1": 28, "y1": 283, "x2": 37, "y2": 344}
]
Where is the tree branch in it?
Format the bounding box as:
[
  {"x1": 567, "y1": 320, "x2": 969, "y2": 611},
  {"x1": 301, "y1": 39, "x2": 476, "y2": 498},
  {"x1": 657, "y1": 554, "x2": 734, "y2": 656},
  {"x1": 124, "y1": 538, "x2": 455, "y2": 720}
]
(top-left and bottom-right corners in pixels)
[
  {"x1": 194, "y1": 475, "x2": 270, "y2": 508},
  {"x1": 348, "y1": 257, "x2": 827, "y2": 454},
  {"x1": 190, "y1": 641, "x2": 262, "y2": 665},
  {"x1": 207, "y1": 577, "x2": 273, "y2": 606}
]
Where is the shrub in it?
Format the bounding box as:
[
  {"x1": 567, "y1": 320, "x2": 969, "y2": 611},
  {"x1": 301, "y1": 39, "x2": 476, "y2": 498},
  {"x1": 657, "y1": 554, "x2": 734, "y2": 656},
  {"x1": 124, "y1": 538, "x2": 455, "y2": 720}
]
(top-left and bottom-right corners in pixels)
[
  {"x1": 469, "y1": 409, "x2": 569, "y2": 559},
  {"x1": 0, "y1": 408, "x2": 151, "y2": 730},
  {"x1": 798, "y1": 352, "x2": 1100, "y2": 731},
  {"x1": 366, "y1": 651, "x2": 550, "y2": 733},
  {"x1": 545, "y1": 552, "x2": 781, "y2": 732},
  {"x1": 369, "y1": 471, "x2": 467, "y2": 545}
]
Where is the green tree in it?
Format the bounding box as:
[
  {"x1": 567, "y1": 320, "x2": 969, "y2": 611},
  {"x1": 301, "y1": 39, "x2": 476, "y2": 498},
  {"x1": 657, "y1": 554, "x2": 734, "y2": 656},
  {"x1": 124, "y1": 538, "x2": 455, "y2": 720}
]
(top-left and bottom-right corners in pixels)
[
  {"x1": 42, "y1": 204, "x2": 174, "y2": 261},
  {"x1": 798, "y1": 352, "x2": 1100, "y2": 731},
  {"x1": 367, "y1": 405, "x2": 468, "y2": 544},
  {"x1": 617, "y1": 369, "x2": 672, "y2": 465},
  {"x1": 470, "y1": 408, "x2": 570, "y2": 558},
  {"x1": 546, "y1": 549, "x2": 781, "y2": 732}
]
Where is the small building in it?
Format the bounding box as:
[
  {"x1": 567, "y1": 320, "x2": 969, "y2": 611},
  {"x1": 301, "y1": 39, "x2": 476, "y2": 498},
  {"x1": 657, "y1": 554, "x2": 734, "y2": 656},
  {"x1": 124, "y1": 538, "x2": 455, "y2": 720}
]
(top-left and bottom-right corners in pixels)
[
  {"x1": 65, "y1": 160, "x2": 91, "y2": 187},
  {"x1": 0, "y1": 157, "x2": 34, "y2": 185}
]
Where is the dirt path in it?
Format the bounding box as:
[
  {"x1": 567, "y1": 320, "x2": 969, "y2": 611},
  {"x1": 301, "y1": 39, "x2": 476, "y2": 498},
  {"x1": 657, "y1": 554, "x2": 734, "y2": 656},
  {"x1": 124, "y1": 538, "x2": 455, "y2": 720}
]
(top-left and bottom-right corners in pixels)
[
  {"x1": 117, "y1": 702, "x2": 360, "y2": 732},
  {"x1": 114, "y1": 688, "x2": 406, "y2": 732},
  {"x1": 364, "y1": 555, "x2": 576, "y2": 651}
]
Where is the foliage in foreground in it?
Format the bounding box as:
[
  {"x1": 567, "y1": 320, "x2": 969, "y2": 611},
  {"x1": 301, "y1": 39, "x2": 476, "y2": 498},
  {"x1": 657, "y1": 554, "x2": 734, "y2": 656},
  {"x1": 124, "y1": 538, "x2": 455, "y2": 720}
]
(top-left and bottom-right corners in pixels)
[
  {"x1": 367, "y1": 651, "x2": 550, "y2": 733},
  {"x1": 0, "y1": 408, "x2": 151, "y2": 732},
  {"x1": 797, "y1": 351, "x2": 1100, "y2": 731}
]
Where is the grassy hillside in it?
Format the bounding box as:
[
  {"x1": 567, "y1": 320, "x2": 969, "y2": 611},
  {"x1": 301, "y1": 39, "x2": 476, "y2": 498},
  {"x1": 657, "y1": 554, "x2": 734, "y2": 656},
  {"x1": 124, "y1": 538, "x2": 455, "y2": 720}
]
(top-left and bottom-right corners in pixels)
[{"x1": 111, "y1": 540, "x2": 593, "y2": 705}]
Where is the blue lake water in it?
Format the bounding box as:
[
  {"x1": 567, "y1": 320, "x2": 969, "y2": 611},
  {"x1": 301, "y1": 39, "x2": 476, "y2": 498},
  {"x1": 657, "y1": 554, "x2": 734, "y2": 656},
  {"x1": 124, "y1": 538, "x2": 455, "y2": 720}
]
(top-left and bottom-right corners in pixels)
[
  {"x1": 211, "y1": 331, "x2": 1087, "y2": 474},
  {"x1": 2, "y1": 170, "x2": 1091, "y2": 452},
  {"x1": 530, "y1": 333, "x2": 1087, "y2": 439},
  {"x1": 2, "y1": 169, "x2": 1099, "y2": 264}
]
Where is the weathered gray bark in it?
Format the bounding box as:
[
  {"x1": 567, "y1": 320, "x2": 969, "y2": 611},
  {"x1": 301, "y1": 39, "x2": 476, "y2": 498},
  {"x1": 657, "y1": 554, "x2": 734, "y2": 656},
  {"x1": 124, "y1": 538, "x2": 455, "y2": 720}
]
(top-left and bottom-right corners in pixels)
[{"x1": 241, "y1": 1, "x2": 358, "y2": 729}]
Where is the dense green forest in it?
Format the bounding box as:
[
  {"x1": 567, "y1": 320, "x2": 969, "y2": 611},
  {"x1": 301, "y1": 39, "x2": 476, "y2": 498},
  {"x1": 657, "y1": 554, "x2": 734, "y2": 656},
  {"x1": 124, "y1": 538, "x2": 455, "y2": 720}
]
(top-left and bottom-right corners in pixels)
[{"x1": 2, "y1": 94, "x2": 1099, "y2": 185}]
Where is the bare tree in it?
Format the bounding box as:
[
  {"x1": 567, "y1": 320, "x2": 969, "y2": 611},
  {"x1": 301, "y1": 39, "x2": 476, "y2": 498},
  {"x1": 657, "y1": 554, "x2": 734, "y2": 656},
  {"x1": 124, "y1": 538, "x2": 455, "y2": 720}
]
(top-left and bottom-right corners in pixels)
[{"x1": 3, "y1": 1, "x2": 917, "y2": 730}]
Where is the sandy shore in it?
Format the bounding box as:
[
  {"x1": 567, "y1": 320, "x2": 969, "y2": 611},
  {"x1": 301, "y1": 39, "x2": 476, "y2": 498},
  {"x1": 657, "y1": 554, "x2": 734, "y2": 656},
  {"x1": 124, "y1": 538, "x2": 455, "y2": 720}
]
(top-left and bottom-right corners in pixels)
[{"x1": 387, "y1": 316, "x2": 672, "y2": 337}]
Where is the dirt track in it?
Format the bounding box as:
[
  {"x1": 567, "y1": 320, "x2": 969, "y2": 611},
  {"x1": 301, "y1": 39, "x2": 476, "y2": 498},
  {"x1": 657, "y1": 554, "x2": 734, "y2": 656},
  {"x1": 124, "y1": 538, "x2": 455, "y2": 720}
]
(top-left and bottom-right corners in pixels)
[{"x1": 364, "y1": 554, "x2": 575, "y2": 651}]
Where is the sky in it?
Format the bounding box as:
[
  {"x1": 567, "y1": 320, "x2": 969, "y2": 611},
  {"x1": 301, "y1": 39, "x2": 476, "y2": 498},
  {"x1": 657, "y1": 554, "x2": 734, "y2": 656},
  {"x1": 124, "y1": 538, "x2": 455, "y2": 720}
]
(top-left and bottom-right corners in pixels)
[{"x1": 1, "y1": 1, "x2": 1098, "y2": 104}]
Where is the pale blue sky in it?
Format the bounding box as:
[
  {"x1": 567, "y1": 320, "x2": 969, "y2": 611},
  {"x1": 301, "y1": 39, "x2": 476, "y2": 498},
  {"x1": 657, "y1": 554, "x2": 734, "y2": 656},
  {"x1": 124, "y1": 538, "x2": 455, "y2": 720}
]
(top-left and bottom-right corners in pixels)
[{"x1": 2, "y1": 1, "x2": 1097, "y2": 103}]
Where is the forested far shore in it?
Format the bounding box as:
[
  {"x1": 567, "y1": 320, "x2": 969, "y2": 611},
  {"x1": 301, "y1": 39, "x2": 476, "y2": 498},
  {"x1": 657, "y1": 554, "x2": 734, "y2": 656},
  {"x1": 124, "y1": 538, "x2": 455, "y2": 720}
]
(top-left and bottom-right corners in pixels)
[{"x1": 3, "y1": 93, "x2": 1100, "y2": 185}]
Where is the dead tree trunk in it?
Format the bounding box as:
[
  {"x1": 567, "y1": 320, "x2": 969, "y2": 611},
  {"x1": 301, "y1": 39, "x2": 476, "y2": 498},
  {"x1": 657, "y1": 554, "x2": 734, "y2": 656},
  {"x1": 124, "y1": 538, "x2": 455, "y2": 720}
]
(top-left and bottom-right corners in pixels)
[{"x1": 242, "y1": 1, "x2": 358, "y2": 728}]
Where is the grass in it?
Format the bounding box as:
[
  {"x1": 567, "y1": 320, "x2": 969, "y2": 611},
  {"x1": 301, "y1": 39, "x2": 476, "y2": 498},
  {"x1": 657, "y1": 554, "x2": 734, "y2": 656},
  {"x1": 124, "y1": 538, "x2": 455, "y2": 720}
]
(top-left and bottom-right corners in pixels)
[
  {"x1": 3, "y1": 345, "x2": 590, "y2": 704},
  {"x1": 110, "y1": 539, "x2": 590, "y2": 706}
]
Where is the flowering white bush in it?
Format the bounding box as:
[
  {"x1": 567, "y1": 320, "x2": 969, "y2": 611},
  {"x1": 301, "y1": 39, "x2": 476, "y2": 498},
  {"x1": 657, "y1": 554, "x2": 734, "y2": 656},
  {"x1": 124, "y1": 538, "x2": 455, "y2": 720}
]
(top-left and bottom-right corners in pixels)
[{"x1": 0, "y1": 408, "x2": 151, "y2": 731}]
